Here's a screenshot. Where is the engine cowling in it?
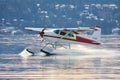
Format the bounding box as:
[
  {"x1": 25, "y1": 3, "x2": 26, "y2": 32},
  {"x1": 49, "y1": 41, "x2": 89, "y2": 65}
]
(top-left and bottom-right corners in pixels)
[
  {"x1": 39, "y1": 31, "x2": 44, "y2": 37},
  {"x1": 39, "y1": 28, "x2": 46, "y2": 38}
]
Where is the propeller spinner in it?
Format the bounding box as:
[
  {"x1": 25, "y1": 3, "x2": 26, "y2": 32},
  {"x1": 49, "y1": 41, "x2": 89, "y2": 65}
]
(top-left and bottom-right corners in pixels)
[{"x1": 39, "y1": 28, "x2": 46, "y2": 37}]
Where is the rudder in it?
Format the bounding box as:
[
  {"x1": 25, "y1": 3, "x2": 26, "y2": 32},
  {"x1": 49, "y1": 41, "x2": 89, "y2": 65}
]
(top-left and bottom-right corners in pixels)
[{"x1": 92, "y1": 26, "x2": 101, "y2": 40}]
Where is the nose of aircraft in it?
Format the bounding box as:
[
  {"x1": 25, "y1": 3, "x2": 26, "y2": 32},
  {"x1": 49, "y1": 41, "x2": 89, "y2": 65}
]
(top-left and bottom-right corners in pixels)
[
  {"x1": 39, "y1": 31, "x2": 44, "y2": 37},
  {"x1": 39, "y1": 28, "x2": 46, "y2": 37}
]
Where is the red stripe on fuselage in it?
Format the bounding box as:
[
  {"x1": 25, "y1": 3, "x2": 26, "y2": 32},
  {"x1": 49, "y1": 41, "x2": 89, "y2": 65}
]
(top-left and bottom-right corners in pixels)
[
  {"x1": 76, "y1": 36, "x2": 100, "y2": 45},
  {"x1": 43, "y1": 35, "x2": 100, "y2": 45}
]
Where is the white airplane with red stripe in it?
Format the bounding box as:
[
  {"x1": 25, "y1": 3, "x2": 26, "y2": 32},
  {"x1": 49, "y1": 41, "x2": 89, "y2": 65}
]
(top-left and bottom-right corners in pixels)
[
  {"x1": 24, "y1": 26, "x2": 101, "y2": 56},
  {"x1": 25, "y1": 26, "x2": 101, "y2": 44}
]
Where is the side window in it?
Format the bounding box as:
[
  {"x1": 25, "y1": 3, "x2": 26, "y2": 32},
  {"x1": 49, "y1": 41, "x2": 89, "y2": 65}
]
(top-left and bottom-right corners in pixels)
[
  {"x1": 68, "y1": 33, "x2": 74, "y2": 37},
  {"x1": 60, "y1": 31, "x2": 66, "y2": 36},
  {"x1": 54, "y1": 30, "x2": 74, "y2": 37}
]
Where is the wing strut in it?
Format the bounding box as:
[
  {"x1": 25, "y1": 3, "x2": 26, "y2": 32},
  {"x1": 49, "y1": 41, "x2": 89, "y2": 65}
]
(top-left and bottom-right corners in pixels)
[{"x1": 40, "y1": 43, "x2": 54, "y2": 56}]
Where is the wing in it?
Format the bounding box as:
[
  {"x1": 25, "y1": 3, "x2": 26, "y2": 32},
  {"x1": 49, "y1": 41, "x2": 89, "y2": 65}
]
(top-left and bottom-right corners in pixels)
[
  {"x1": 25, "y1": 26, "x2": 101, "y2": 33},
  {"x1": 25, "y1": 27, "x2": 44, "y2": 32},
  {"x1": 63, "y1": 26, "x2": 101, "y2": 32}
]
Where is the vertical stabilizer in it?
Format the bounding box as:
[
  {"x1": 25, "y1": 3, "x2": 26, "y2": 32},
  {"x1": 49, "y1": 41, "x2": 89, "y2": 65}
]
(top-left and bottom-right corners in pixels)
[{"x1": 92, "y1": 26, "x2": 101, "y2": 40}]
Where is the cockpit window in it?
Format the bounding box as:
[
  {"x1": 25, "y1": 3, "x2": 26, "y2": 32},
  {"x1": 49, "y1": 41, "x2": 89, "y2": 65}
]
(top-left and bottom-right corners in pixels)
[
  {"x1": 54, "y1": 30, "x2": 67, "y2": 36},
  {"x1": 54, "y1": 30, "x2": 60, "y2": 34},
  {"x1": 54, "y1": 30, "x2": 74, "y2": 37},
  {"x1": 60, "y1": 31, "x2": 66, "y2": 36},
  {"x1": 68, "y1": 33, "x2": 74, "y2": 37}
]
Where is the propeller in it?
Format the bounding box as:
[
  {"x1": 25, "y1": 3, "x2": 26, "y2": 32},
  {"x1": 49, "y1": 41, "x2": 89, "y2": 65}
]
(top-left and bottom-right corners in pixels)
[{"x1": 39, "y1": 28, "x2": 46, "y2": 38}]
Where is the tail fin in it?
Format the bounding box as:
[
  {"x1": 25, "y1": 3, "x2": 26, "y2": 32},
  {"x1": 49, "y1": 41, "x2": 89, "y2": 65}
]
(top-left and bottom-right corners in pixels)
[{"x1": 92, "y1": 26, "x2": 101, "y2": 39}]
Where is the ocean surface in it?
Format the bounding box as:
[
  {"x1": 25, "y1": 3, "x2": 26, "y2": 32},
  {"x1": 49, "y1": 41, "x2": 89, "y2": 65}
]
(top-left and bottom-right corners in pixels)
[{"x1": 0, "y1": 34, "x2": 120, "y2": 80}]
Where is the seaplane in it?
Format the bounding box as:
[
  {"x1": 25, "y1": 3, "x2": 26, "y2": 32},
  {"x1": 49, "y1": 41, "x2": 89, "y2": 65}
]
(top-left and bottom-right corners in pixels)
[{"x1": 20, "y1": 25, "x2": 101, "y2": 57}]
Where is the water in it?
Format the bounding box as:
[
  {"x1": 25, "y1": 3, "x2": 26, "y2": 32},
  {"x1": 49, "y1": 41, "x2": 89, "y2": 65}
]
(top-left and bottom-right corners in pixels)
[{"x1": 0, "y1": 34, "x2": 120, "y2": 80}]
